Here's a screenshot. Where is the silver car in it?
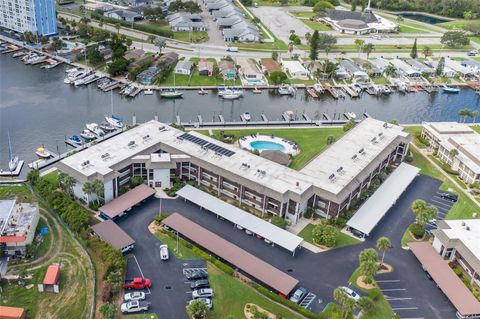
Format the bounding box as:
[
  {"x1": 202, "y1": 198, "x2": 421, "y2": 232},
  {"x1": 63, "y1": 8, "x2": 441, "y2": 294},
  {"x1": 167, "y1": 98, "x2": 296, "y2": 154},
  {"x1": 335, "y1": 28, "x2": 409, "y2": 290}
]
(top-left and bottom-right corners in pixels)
[
  {"x1": 120, "y1": 300, "x2": 149, "y2": 313},
  {"x1": 192, "y1": 288, "x2": 214, "y2": 299},
  {"x1": 124, "y1": 291, "x2": 146, "y2": 301}
]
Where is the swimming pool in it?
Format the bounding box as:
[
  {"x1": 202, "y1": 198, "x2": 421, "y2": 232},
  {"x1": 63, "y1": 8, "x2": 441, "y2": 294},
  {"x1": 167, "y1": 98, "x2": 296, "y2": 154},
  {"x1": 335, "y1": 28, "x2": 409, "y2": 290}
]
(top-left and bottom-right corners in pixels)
[{"x1": 250, "y1": 141, "x2": 286, "y2": 151}]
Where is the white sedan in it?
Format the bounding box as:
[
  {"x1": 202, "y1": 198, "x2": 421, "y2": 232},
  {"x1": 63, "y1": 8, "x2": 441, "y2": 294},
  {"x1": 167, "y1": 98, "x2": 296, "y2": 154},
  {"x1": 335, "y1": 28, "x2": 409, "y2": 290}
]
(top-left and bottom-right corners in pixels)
[
  {"x1": 160, "y1": 244, "x2": 169, "y2": 261},
  {"x1": 124, "y1": 291, "x2": 146, "y2": 301},
  {"x1": 340, "y1": 286, "x2": 361, "y2": 301},
  {"x1": 121, "y1": 301, "x2": 149, "y2": 313}
]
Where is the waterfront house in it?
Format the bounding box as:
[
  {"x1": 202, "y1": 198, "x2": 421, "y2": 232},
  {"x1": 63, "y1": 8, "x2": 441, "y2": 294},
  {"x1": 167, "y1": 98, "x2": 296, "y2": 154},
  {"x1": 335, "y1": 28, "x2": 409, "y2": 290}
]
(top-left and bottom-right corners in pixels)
[
  {"x1": 460, "y1": 60, "x2": 480, "y2": 76},
  {"x1": 238, "y1": 58, "x2": 264, "y2": 84},
  {"x1": 444, "y1": 59, "x2": 475, "y2": 78},
  {"x1": 136, "y1": 66, "x2": 160, "y2": 85},
  {"x1": 389, "y1": 59, "x2": 421, "y2": 77},
  {"x1": 218, "y1": 60, "x2": 237, "y2": 80},
  {"x1": 157, "y1": 52, "x2": 179, "y2": 72},
  {"x1": 105, "y1": 9, "x2": 143, "y2": 22},
  {"x1": 335, "y1": 64, "x2": 349, "y2": 80},
  {"x1": 260, "y1": 58, "x2": 281, "y2": 75},
  {"x1": 281, "y1": 60, "x2": 310, "y2": 80},
  {"x1": 167, "y1": 13, "x2": 206, "y2": 32},
  {"x1": 339, "y1": 59, "x2": 369, "y2": 81},
  {"x1": 125, "y1": 48, "x2": 146, "y2": 61},
  {"x1": 426, "y1": 60, "x2": 456, "y2": 78},
  {"x1": 405, "y1": 59, "x2": 435, "y2": 75},
  {"x1": 198, "y1": 60, "x2": 214, "y2": 76},
  {"x1": 175, "y1": 60, "x2": 194, "y2": 75},
  {"x1": 369, "y1": 58, "x2": 393, "y2": 73},
  {"x1": 128, "y1": 54, "x2": 156, "y2": 71}
]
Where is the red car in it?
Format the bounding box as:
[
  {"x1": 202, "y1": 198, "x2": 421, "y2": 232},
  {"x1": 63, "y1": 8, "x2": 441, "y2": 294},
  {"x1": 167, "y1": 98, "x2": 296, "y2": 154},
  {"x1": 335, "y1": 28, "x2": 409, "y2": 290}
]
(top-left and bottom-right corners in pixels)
[{"x1": 124, "y1": 277, "x2": 152, "y2": 290}]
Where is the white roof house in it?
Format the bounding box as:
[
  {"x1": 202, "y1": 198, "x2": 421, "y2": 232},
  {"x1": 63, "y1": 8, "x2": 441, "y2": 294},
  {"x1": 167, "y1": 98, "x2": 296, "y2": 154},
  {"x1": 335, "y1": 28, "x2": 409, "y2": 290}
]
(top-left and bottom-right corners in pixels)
[
  {"x1": 174, "y1": 60, "x2": 193, "y2": 75},
  {"x1": 281, "y1": 60, "x2": 310, "y2": 80},
  {"x1": 389, "y1": 59, "x2": 421, "y2": 77},
  {"x1": 427, "y1": 61, "x2": 456, "y2": 78},
  {"x1": 369, "y1": 58, "x2": 392, "y2": 72},
  {"x1": 406, "y1": 59, "x2": 435, "y2": 74},
  {"x1": 445, "y1": 59, "x2": 475, "y2": 77}
]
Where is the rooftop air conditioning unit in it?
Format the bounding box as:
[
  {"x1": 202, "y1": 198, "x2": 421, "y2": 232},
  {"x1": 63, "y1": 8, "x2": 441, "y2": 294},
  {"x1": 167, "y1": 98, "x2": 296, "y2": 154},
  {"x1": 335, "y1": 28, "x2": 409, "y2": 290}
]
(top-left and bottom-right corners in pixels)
[
  {"x1": 358, "y1": 148, "x2": 364, "y2": 154},
  {"x1": 466, "y1": 226, "x2": 470, "y2": 231},
  {"x1": 337, "y1": 166, "x2": 343, "y2": 173},
  {"x1": 128, "y1": 140, "x2": 136, "y2": 147},
  {"x1": 352, "y1": 154, "x2": 358, "y2": 160},
  {"x1": 81, "y1": 160, "x2": 90, "y2": 167}
]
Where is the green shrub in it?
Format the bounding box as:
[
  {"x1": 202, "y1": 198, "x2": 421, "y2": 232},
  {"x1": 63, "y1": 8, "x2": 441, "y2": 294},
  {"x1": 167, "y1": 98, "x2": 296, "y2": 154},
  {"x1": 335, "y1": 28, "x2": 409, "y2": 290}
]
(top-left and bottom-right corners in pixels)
[
  {"x1": 153, "y1": 212, "x2": 169, "y2": 225},
  {"x1": 271, "y1": 216, "x2": 288, "y2": 229},
  {"x1": 368, "y1": 289, "x2": 380, "y2": 300},
  {"x1": 453, "y1": 266, "x2": 463, "y2": 276},
  {"x1": 304, "y1": 208, "x2": 313, "y2": 219},
  {"x1": 409, "y1": 223, "x2": 425, "y2": 238}
]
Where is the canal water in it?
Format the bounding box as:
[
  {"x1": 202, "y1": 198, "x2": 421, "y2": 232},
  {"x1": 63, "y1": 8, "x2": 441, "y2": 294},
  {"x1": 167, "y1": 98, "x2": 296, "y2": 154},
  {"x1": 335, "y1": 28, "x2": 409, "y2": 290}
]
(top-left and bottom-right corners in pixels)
[{"x1": 1, "y1": 54, "x2": 479, "y2": 174}]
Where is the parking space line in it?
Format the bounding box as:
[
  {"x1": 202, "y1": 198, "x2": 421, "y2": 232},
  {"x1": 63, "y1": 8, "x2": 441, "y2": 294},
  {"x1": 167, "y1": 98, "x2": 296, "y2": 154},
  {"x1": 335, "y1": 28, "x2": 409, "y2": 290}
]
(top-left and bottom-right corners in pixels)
[
  {"x1": 381, "y1": 288, "x2": 406, "y2": 291},
  {"x1": 430, "y1": 198, "x2": 452, "y2": 207},
  {"x1": 392, "y1": 307, "x2": 419, "y2": 310},
  {"x1": 386, "y1": 297, "x2": 413, "y2": 301},
  {"x1": 133, "y1": 255, "x2": 145, "y2": 278},
  {"x1": 377, "y1": 280, "x2": 400, "y2": 283}
]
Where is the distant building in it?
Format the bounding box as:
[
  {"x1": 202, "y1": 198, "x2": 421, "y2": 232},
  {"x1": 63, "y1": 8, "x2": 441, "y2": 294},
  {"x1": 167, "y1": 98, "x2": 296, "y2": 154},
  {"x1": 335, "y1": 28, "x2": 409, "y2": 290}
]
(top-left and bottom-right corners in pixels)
[
  {"x1": 432, "y1": 219, "x2": 480, "y2": 288},
  {"x1": 174, "y1": 60, "x2": 194, "y2": 75},
  {"x1": 198, "y1": 59, "x2": 214, "y2": 76},
  {"x1": 405, "y1": 59, "x2": 435, "y2": 75},
  {"x1": 167, "y1": 13, "x2": 206, "y2": 32},
  {"x1": 218, "y1": 60, "x2": 237, "y2": 80},
  {"x1": 339, "y1": 59, "x2": 369, "y2": 81},
  {"x1": 422, "y1": 122, "x2": 480, "y2": 184},
  {"x1": 238, "y1": 58, "x2": 264, "y2": 85},
  {"x1": 0, "y1": 0, "x2": 57, "y2": 36},
  {"x1": 0, "y1": 200, "x2": 39, "y2": 258},
  {"x1": 260, "y1": 58, "x2": 281, "y2": 75},
  {"x1": 38, "y1": 264, "x2": 61, "y2": 293},
  {"x1": 137, "y1": 66, "x2": 161, "y2": 85},
  {"x1": 389, "y1": 59, "x2": 421, "y2": 78},
  {"x1": 0, "y1": 306, "x2": 26, "y2": 319},
  {"x1": 104, "y1": 9, "x2": 143, "y2": 22},
  {"x1": 281, "y1": 60, "x2": 310, "y2": 80}
]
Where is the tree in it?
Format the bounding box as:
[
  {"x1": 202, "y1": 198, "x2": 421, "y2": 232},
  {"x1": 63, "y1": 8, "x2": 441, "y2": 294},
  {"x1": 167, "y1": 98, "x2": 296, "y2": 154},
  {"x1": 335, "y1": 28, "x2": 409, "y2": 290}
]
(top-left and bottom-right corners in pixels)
[
  {"x1": 458, "y1": 107, "x2": 471, "y2": 122},
  {"x1": 144, "y1": 6, "x2": 165, "y2": 22},
  {"x1": 268, "y1": 71, "x2": 288, "y2": 84},
  {"x1": 411, "y1": 199, "x2": 426, "y2": 214},
  {"x1": 441, "y1": 31, "x2": 470, "y2": 48},
  {"x1": 464, "y1": 22, "x2": 480, "y2": 36},
  {"x1": 376, "y1": 237, "x2": 391, "y2": 266},
  {"x1": 305, "y1": 31, "x2": 312, "y2": 44},
  {"x1": 435, "y1": 57, "x2": 445, "y2": 76},
  {"x1": 343, "y1": 119, "x2": 356, "y2": 131},
  {"x1": 108, "y1": 57, "x2": 129, "y2": 76},
  {"x1": 350, "y1": 0, "x2": 357, "y2": 11},
  {"x1": 186, "y1": 299, "x2": 209, "y2": 319},
  {"x1": 313, "y1": 1, "x2": 334, "y2": 13},
  {"x1": 449, "y1": 148, "x2": 459, "y2": 157},
  {"x1": 317, "y1": 33, "x2": 337, "y2": 53},
  {"x1": 354, "y1": 38, "x2": 364, "y2": 57},
  {"x1": 87, "y1": 44, "x2": 104, "y2": 65},
  {"x1": 359, "y1": 260, "x2": 377, "y2": 284},
  {"x1": 271, "y1": 51, "x2": 279, "y2": 62},
  {"x1": 471, "y1": 110, "x2": 479, "y2": 123},
  {"x1": 99, "y1": 303, "x2": 116, "y2": 319},
  {"x1": 422, "y1": 46, "x2": 433, "y2": 58},
  {"x1": 271, "y1": 216, "x2": 288, "y2": 229},
  {"x1": 333, "y1": 287, "x2": 357, "y2": 319},
  {"x1": 62, "y1": 174, "x2": 76, "y2": 195},
  {"x1": 82, "y1": 181, "x2": 96, "y2": 203},
  {"x1": 357, "y1": 296, "x2": 374, "y2": 313},
  {"x1": 362, "y1": 43, "x2": 375, "y2": 59},
  {"x1": 309, "y1": 30, "x2": 319, "y2": 60},
  {"x1": 416, "y1": 205, "x2": 437, "y2": 226},
  {"x1": 312, "y1": 223, "x2": 339, "y2": 247},
  {"x1": 51, "y1": 37, "x2": 64, "y2": 51},
  {"x1": 92, "y1": 179, "x2": 105, "y2": 205},
  {"x1": 389, "y1": 119, "x2": 399, "y2": 125},
  {"x1": 410, "y1": 38, "x2": 418, "y2": 59},
  {"x1": 154, "y1": 37, "x2": 166, "y2": 53},
  {"x1": 115, "y1": 22, "x2": 121, "y2": 34},
  {"x1": 384, "y1": 64, "x2": 397, "y2": 77},
  {"x1": 463, "y1": 11, "x2": 476, "y2": 20},
  {"x1": 27, "y1": 169, "x2": 40, "y2": 185},
  {"x1": 326, "y1": 135, "x2": 336, "y2": 144},
  {"x1": 359, "y1": 248, "x2": 378, "y2": 264}
]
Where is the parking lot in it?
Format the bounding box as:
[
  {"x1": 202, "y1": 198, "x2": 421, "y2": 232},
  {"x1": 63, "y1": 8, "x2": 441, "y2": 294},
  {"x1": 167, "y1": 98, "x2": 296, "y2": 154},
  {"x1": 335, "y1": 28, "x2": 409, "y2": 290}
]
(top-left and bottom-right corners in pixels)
[{"x1": 115, "y1": 174, "x2": 458, "y2": 318}]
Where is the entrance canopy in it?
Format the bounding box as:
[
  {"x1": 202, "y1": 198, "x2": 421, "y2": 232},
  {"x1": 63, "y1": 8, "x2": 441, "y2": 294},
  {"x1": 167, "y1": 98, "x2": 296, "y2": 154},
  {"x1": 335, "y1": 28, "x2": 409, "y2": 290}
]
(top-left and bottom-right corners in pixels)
[
  {"x1": 176, "y1": 185, "x2": 303, "y2": 253},
  {"x1": 409, "y1": 242, "x2": 480, "y2": 318},
  {"x1": 163, "y1": 213, "x2": 299, "y2": 296},
  {"x1": 347, "y1": 163, "x2": 420, "y2": 236},
  {"x1": 99, "y1": 184, "x2": 155, "y2": 219}
]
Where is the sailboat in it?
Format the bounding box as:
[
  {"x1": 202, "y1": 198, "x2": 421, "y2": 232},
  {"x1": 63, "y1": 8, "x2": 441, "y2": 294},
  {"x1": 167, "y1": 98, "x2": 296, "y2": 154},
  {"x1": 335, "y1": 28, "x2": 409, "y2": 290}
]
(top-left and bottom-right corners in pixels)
[
  {"x1": 105, "y1": 90, "x2": 124, "y2": 128},
  {"x1": 7, "y1": 132, "x2": 19, "y2": 172},
  {"x1": 160, "y1": 72, "x2": 183, "y2": 99}
]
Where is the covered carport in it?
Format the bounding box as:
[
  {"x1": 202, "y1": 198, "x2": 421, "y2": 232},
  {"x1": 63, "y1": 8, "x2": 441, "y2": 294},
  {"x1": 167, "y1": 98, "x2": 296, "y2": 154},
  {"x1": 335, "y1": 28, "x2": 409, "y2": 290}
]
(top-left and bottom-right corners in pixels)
[
  {"x1": 162, "y1": 213, "x2": 299, "y2": 297},
  {"x1": 91, "y1": 220, "x2": 135, "y2": 253},
  {"x1": 409, "y1": 242, "x2": 480, "y2": 319},
  {"x1": 98, "y1": 184, "x2": 156, "y2": 220},
  {"x1": 176, "y1": 185, "x2": 303, "y2": 255},
  {"x1": 346, "y1": 163, "x2": 420, "y2": 237}
]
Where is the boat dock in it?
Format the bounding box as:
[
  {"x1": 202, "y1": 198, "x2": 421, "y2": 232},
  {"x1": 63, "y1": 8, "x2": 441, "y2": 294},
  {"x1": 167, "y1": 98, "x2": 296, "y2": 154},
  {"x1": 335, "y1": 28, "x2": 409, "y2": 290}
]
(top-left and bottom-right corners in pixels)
[
  {"x1": 218, "y1": 114, "x2": 225, "y2": 124},
  {"x1": 341, "y1": 85, "x2": 359, "y2": 98},
  {"x1": 261, "y1": 114, "x2": 268, "y2": 123},
  {"x1": 129, "y1": 87, "x2": 143, "y2": 97},
  {"x1": 306, "y1": 88, "x2": 318, "y2": 98},
  {"x1": 0, "y1": 161, "x2": 25, "y2": 177},
  {"x1": 102, "y1": 81, "x2": 122, "y2": 92},
  {"x1": 363, "y1": 112, "x2": 370, "y2": 118},
  {"x1": 83, "y1": 74, "x2": 102, "y2": 85},
  {"x1": 324, "y1": 83, "x2": 339, "y2": 99},
  {"x1": 323, "y1": 113, "x2": 332, "y2": 121}
]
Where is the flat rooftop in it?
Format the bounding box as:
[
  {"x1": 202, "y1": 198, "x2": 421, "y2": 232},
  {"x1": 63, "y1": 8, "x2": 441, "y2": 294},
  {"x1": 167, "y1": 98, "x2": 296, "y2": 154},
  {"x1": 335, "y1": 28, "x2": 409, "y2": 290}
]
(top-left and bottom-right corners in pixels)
[
  {"x1": 448, "y1": 134, "x2": 480, "y2": 174},
  {"x1": 424, "y1": 122, "x2": 475, "y2": 137},
  {"x1": 301, "y1": 119, "x2": 409, "y2": 195},
  {"x1": 440, "y1": 219, "x2": 480, "y2": 261},
  {"x1": 0, "y1": 200, "x2": 38, "y2": 239}
]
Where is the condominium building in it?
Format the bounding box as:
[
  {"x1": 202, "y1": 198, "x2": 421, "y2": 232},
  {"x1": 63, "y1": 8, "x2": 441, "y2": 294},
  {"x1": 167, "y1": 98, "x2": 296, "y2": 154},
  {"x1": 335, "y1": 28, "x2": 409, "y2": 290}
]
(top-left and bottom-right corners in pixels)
[
  {"x1": 56, "y1": 118, "x2": 410, "y2": 224},
  {"x1": 433, "y1": 219, "x2": 480, "y2": 288},
  {"x1": 422, "y1": 122, "x2": 480, "y2": 185},
  {"x1": 0, "y1": 0, "x2": 57, "y2": 36}
]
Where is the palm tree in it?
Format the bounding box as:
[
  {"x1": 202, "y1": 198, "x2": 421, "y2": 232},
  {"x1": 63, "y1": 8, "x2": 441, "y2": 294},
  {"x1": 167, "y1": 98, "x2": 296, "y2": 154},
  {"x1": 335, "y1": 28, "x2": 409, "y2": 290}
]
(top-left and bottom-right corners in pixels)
[
  {"x1": 472, "y1": 110, "x2": 479, "y2": 123},
  {"x1": 186, "y1": 299, "x2": 209, "y2": 319},
  {"x1": 359, "y1": 248, "x2": 378, "y2": 264},
  {"x1": 359, "y1": 260, "x2": 377, "y2": 284},
  {"x1": 422, "y1": 46, "x2": 433, "y2": 58},
  {"x1": 449, "y1": 148, "x2": 459, "y2": 157},
  {"x1": 82, "y1": 181, "x2": 96, "y2": 203},
  {"x1": 354, "y1": 39, "x2": 364, "y2": 57},
  {"x1": 411, "y1": 199, "x2": 427, "y2": 214},
  {"x1": 63, "y1": 175, "x2": 76, "y2": 196},
  {"x1": 384, "y1": 65, "x2": 397, "y2": 78},
  {"x1": 362, "y1": 43, "x2": 375, "y2": 59},
  {"x1": 92, "y1": 179, "x2": 105, "y2": 205},
  {"x1": 376, "y1": 237, "x2": 391, "y2": 266},
  {"x1": 458, "y1": 108, "x2": 471, "y2": 123},
  {"x1": 154, "y1": 37, "x2": 166, "y2": 54},
  {"x1": 333, "y1": 287, "x2": 356, "y2": 319}
]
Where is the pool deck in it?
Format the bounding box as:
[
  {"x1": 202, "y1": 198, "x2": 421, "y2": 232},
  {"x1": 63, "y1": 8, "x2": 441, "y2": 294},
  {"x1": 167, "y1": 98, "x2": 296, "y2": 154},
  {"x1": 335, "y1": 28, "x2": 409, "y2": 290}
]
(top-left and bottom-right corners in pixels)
[{"x1": 238, "y1": 134, "x2": 300, "y2": 155}]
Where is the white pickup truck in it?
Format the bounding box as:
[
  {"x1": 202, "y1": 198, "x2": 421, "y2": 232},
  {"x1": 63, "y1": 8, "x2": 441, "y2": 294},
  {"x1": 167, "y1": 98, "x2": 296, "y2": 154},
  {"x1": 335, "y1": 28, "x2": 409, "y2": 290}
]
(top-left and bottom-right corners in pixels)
[{"x1": 226, "y1": 46, "x2": 238, "y2": 52}]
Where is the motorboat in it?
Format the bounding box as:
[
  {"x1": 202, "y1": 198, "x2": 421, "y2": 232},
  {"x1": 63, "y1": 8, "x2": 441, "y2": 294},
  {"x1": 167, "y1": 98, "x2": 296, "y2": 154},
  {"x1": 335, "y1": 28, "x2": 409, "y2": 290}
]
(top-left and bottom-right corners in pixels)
[
  {"x1": 221, "y1": 89, "x2": 242, "y2": 100},
  {"x1": 100, "y1": 121, "x2": 115, "y2": 131},
  {"x1": 7, "y1": 132, "x2": 18, "y2": 172},
  {"x1": 97, "y1": 78, "x2": 110, "y2": 89},
  {"x1": 21, "y1": 52, "x2": 38, "y2": 62},
  {"x1": 382, "y1": 86, "x2": 393, "y2": 94},
  {"x1": 198, "y1": 88, "x2": 208, "y2": 95},
  {"x1": 283, "y1": 110, "x2": 295, "y2": 121},
  {"x1": 105, "y1": 115, "x2": 123, "y2": 128},
  {"x1": 122, "y1": 84, "x2": 135, "y2": 96},
  {"x1": 442, "y1": 85, "x2": 460, "y2": 93},
  {"x1": 24, "y1": 55, "x2": 46, "y2": 65},
  {"x1": 397, "y1": 83, "x2": 407, "y2": 93},
  {"x1": 313, "y1": 83, "x2": 324, "y2": 94},
  {"x1": 243, "y1": 112, "x2": 251, "y2": 121},
  {"x1": 80, "y1": 129, "x2": 96, "y2": 140},
  {"x1": 35, "y1": 146, "x2": 51, "y2": 159},
  {"x1": 74, "y1": 73, "x2": 96, "y2": 86},
  {"x1": 64, "y1": 70, "x2": 88, "y2": 84},
  {"x1": 278, "y1": 84, "x2": 296, "y2": 96},
  {"x1": 160, "y1": 88, "x2": 183, "y2": 99},
  {"x1": 66, "y1": 67, "x2": 78, "y2": 74},
  {"x1": 67, "y1": 135, "x2": 82, "y2": 146},
  {"x1": 345, "y1": 112, "x2": 357, "y2": 120},
  {"x1": 144, "y1": 88, "x2": 153, "y2": 95},
  {"x1": 86, "y1": 123, "x2": 105, "y2": 136}
]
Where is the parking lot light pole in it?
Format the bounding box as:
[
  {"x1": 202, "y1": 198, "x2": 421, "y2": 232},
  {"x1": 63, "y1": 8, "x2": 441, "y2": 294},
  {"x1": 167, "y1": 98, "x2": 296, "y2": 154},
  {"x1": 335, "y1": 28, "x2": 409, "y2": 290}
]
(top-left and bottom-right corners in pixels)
[{"x1": 176, "y1": 231, "x2": 179, "y2": 253}]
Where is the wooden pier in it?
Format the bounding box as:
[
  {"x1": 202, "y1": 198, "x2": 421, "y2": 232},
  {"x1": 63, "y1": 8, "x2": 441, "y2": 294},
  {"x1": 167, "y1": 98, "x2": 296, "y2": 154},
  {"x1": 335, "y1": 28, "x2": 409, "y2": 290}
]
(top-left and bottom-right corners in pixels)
[
  {"x1": 306, "y1": 88, "x2": 318, "y2": 98},
  {"x1": 341, "y1": 85, "x2": 359, "y2": 98},
  {"x1": 129, "y1": 87, "x2": 143, "y2": 97},
  {"x1": 324, "y1": 83, "x2": 339, "y2": 99},
  {"x1": 0, "y1": 161, "x2": 25, "y2": 177},
  {"x1": 102, "y1": 81, "x2": 122, "y2": 92}
]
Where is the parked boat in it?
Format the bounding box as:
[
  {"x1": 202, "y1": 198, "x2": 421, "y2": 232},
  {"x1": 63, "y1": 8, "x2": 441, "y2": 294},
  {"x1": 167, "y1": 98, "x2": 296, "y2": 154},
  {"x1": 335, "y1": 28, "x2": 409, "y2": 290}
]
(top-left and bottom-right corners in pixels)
[
  {"x1": 66, "y1": 67, "x2": 78, "y2": 74},
  {"x1": 74, "y1": 73, "x2": 96, "y2": 86},
  {"x1": 198, "y1": 88, "x2": 208, "y2": 95},
  {"x1": 253, "y1": 87, "x2": 261, "y2": 94},
  {"x1": 160, "y1": 88, "x2": 183, "y2": 99},
  {"x1": 7, "y1": 132, "x2": 18, "y2": 172},
  {"x1": 442, "y1": 85, "x2": 460, "y2": 93},
  {"x1": 345, "y1": 112, "x2": 357, "y2": 120},
  {"x1": 278, "y1": 84, "x2": 296, "y2": 96},
  {"x1": 86, "y1": 123, "x2": 105, "y2": 136},
  {"x1": 100, "y1": 121, "x2": 115, "y2": 131},
  {"x1": 105, "y1": 115, "x2": 123, "y2": 128},
  {"x1": 64, "y1": 70, "x2": 88, "y2": 84},
  {"x1": 67, "y1": 135, "x2": 82, "y2": 146},
  {"x1": 144, "y1": 88, "x2": 153, "y2": 95},
  {"x1": 243, "y1": 112, "x2": 251, "y2": 121},
  {"x1": 35, "y1": 147, "x2": 51, "y2": 159},
  {"x1": 222, "y1": 90, "x2": 242, "y2": 100},
  {"x1": 122, "y1": 84, "x2": 135, "y2": 96},
  {"x1": 21, "y1": 52, "x2": 38, "y2": 63},
  {"x1": 80, "y1": 129, "x2": 95, "y2": 140},
  {"x1": 97, "y1": 78, "x2": 110, "y2": 89},
  {"x1": 313, "y1": 83, "x2": 324, "y2": 94}
]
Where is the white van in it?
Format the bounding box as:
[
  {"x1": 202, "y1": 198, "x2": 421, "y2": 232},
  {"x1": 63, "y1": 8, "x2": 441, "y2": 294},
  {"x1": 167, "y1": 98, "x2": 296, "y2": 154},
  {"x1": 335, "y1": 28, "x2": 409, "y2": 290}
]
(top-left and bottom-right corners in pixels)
[
  {"x1": 160, "y1": 244, "x2": 169, "y2": 260},
  {"x1": 226, "y1": 46, "x2": 238, "y2": 52}
]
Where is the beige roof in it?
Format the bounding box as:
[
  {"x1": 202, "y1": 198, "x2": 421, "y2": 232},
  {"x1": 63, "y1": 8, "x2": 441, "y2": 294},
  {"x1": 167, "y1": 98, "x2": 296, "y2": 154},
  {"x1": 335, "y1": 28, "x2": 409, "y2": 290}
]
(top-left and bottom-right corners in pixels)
[
  {"x1": 409, "y1": 242, "x2": 480, "y2": 317},
  {"x1": 163, "y1": 213, "x2": 299, "y2": 295},
  {"x1": 98, "y1": 184, "x2": 156, "y2": 219},
  {"x1": 91, "y1": 220, "x2": 135, "y2": 250}
]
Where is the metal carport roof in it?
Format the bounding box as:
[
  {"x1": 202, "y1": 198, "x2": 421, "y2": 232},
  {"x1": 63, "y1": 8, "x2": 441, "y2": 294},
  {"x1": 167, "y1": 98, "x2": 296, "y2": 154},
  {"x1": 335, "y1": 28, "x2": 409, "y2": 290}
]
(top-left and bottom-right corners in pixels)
[
  {"x1": 98, "y1": 184, "x2": 156, "y2": 219},
  {"x1": 409, "y1": 242, "x2": 480, "y2": 317},
  {"x1": 346, "y1": 163, "x2": 420, "y2": 236},
  {"x1": 91, "y1": 220, "x2": 135, "y2": 250},
  {"x1": 176, "y1": 185, "x2": 303, "y2": 253},
  {"x1": 163, "y1": 213, "x2": 299, "y2": 296}
]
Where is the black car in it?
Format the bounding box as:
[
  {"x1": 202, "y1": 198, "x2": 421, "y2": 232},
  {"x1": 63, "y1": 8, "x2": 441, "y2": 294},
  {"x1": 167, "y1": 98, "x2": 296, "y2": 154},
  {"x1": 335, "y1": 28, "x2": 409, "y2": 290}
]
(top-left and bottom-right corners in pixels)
[
  {"x1": 191, "y1": 280, "x2": 210, "y2": 290},
  {"x1": 186, "y1": 271, "x2": 208, "y2": 281},
  {"x1": 439, "y1": 192, "x2": 458, "y2": 202}
]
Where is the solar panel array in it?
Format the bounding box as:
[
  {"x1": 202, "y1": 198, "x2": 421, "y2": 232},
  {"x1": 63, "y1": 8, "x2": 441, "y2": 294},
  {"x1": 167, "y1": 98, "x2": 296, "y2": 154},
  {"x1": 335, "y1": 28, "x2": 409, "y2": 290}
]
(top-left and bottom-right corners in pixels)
[{"x1": 178, "y1": 133, "x2": 236, "y2": 157}]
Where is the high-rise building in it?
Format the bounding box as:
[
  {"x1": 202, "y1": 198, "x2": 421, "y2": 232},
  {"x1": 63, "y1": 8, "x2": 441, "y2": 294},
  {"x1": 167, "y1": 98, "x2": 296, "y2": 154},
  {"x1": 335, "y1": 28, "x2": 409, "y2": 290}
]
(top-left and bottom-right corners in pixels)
[{"x1": 0, "y1": 0, "x2": 57, "y2": 37}]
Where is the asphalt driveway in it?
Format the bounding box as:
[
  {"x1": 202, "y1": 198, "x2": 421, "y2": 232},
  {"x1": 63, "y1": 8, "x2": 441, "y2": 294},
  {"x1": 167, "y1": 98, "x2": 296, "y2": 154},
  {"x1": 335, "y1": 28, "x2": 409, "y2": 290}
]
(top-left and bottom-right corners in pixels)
[{"x1": 116, "y1": 174, "x2": 458, "y2": 318}]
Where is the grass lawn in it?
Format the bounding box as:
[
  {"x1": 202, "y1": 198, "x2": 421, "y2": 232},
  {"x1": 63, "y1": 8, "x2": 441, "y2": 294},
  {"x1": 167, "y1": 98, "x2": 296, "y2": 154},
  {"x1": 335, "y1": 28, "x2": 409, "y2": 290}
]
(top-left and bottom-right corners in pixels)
[
  {"x1": 300, "y1": 19, "x2": 331, "y2": 31},
  {"x1": 471, "y1": 37, "x2": 480, "y2": 45},
  {"x1": 0, "y1": 185, "x2": 36, "y2": 202},
  {"x1": 291, "y1": 11, "x2": 315, "y2": 18},
  {"x1": 208, "y1": 265, "x2": 303, "y2": 319},
  {"x1": 173, "y1": 31, "x2": 209, "y2": 43},
  {"x1": 404, "y1": 126, "x2": 427, "y2": 148},
  {"x1": 438, "y1": 19, "x2": 480, "y2": 31},
  {"x1": 472, "y1": 126, "x2": 480, "y2": 133},
  {"x1": 203, "y1": 127, "x2": 344, "y2": 170},
  {"x1": 298, "y1": 223, "x2": 361, "y2": 248},
  {"x1": 42, "y1": 170, "x2": 59, "y2": 187},
  {"x1": 372, "y1": 76, "x2": 390, "y2": 85},
  {"x1": 401, "y1": 228, "x2": 417, "y2": 247},
  {"x1": 289, "y1": 78, "x2": 316, "y2": 85},
  {"x1": 398, "y1": 24, "x2": 425, "y2": 33},
  {"x1": 154, "y1": 230, "x2": 200, "y2": 259}
]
